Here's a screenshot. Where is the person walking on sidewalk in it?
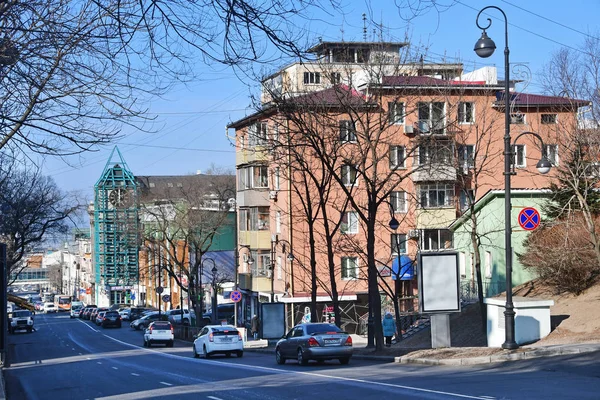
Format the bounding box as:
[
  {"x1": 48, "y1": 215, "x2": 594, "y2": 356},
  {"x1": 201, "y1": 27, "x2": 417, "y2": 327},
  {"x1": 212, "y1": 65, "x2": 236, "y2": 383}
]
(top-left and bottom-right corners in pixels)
[
  {"x1": 251, "y1": 314, "x2": 259, "y2": 340},
  {"x1": 382, "y1": 312, "x2": 396, "y2": 347}
]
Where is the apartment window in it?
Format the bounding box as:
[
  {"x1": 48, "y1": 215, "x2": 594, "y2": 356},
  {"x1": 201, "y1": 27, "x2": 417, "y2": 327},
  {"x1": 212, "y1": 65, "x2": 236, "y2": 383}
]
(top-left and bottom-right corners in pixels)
[
  {"x1": 239, "y1": 165, "x2": 268, "y2": 189},
  {"x1": 388, "y1": 102, "x2": 405, "y2": 125},
  {"x1": 541, "y1": 113, "x2": 557, "y2": 124},
  {"x1": 277, "y1": 256, "x2": 282, "y2": 280},
  {"x1": 510, "y1": 113, "x2": 525, "y2": 124},
  {"x1": 273, "y1": 167, "x2": 280, "y2": 190},
  {"x1": 459, "y1": 189, "x2": 475, "y2": 211},
  {"x1": 389, "y1": 145, "x2": 406, "y2": 169},
  {"x1": 390, "y1": 191, "x2": 407, "y2": 213},
  {"x1": 418, "y1": 102, "x2": 445, "y2": 133},
  {"x1": 544, "y1": 144, "x2": 559, "y2": 165},
  {"x1": 341, "y1": 164, "x2": 358, "y2": 186},
  {"x1": 341, "y1": 257, "x2": 358, "y2": 279},
  {"x1": 339, "y1": 120, "x2": 356, "y2": 143},
  {"x1": 252, "y1": 252, "x2": 271, "y2": 277},
  {"x1": 459, "y1": 252, "x2": 466, "y2": 278},
  {"x1": 391, "y1": 234, "x2": 407, "y2": 255},
  {"x1": 276, "y1": 211, "x2": 281, "y2": 234},
  {"x1": 248, "y1": 206, "x2": 270, "y2": 231},
  {"x1": 417, "y1": 142, "x2": 453, "y2": 166},
  {"x1": 341, "y1": 211, "x2": 359, "y2": 234},
  {"x1": 303, "y1": 71, "x2": 321, "y2": 84},
  {"x1": 458, "y1": 102, "x2": 474, "y2": 124},
  {"x1": 330, "y1": 72, "x2": 342, "y2": 84},
  {"x1": 457, "y1": 144, "x2": 475, "y2": 170},
  {"x1": 422, "y1": 229, "x2": 453, "y2": 251},
  {"x1": 418, "y1": 183, "x2": 454, "y2": 208},
  {"x1": 511, "y1": 144, "x2": 526, "y2": 168},
  {"x1": 239, "y1": 209, "x2": 249, "y2": 231},
  {"x1": 248, "y1": 122, "x2": 268, "y2": 146}
]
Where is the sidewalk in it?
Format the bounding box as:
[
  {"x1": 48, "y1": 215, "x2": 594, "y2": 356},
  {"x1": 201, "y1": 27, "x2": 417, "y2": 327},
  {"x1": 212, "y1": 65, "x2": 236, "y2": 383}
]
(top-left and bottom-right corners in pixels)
[{"x1": 243, "y1": 334, "x2": 600, "y2": 365}]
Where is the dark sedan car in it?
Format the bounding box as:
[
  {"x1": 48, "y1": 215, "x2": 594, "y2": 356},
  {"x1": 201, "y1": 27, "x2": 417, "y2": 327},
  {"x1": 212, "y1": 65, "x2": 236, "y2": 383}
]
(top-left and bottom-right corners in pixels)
[
  {"x1": 275, "y1": 323, "x2": 353, "y2": 365},
  {"x1": 101, "y1": 311, "x2": 122, "y2": 328}
]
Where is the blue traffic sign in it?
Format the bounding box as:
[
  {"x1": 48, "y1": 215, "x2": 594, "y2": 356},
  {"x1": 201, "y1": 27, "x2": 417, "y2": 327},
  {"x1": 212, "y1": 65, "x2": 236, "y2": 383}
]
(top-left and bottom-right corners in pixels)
[{"x1": 518, "y1": 207, "x2": 541, "y2": 231}]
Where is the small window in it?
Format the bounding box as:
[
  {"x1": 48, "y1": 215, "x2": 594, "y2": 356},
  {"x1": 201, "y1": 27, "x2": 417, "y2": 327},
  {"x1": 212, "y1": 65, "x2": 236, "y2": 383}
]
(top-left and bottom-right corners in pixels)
[
  {"x1": 330, "y1": 72, "x2": 341, "y2": 84},
  {"x1": 341, "y1": 257, "x2": 358, "y2": 279},
  {"x1": 391, "y1": 234, "x2": 407, "y2": 255},
  {"x1": 422, "y1": 229, "x2": 453, "y2": 251},
  {"x1": 339, "y1": 120, "x2": 356, "y2": 143},
  {"x1": 544, "y1": 144, "x2": 559, "y2": 165},
  {"x1": 390, "y1": 191, "x2": 407, "y2": 213},
  {"x1": 541, "y1": 114, "x2": 557, "y2": 124},
  {"x1": 389, "y1": 145, "x2": 406, "y2": 169},
  {"x1": 511, "y1": 144, "x2": 526, "y2": 168},
  {"x1": 458, "y1": 102, "x2": 474, "y2": 124},
  {"x1": 341, "y1": 164, "x2": 358, "y2": 186},
  {"x1": 459, "y1": 189, "x2": 475, "y2": 211},
  {"x1": 388, "y1": 102, "x2": 405, "y2": 124},
  {"x1": 341, "y1": 211, "x2": 359, "y2": 234},
  {"x1": 485, "y1": 251, "x2": 492, "y2": 278},
  {"x1": 457, "y1": 144, "x2": 475, "y2": 170},
  {"x1": 510, "y1": 113, "x2": 525, "y2": 124},
  {"x1": 303, "y1": 72, "x2": 321, "y2": 85}
]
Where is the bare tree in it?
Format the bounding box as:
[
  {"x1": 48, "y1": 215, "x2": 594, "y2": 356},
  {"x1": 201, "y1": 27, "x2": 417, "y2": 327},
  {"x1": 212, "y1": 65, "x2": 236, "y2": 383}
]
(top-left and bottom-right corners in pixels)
[
  {"x1": 0, "y1": 153, "x2": 81, "y2": 284},
  {"x1": 138, "y1": 173, "x2": 235, "y2": 324},
  {"x1": 0, "y1": 0, "x2": 338, "y2": 156}
]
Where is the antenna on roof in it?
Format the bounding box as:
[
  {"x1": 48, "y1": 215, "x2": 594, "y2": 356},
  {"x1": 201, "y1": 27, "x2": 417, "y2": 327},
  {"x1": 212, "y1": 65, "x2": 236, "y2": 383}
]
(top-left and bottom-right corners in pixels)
[{"x1": 362, "y1": 13, "x2": 367, "y2": 41}]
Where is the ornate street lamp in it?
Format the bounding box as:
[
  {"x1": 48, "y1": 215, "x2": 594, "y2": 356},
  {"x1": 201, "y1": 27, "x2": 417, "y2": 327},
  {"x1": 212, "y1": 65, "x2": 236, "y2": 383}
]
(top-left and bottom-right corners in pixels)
[{"x1": 475, "y1": 6, "x2": 551, "y2": 350}]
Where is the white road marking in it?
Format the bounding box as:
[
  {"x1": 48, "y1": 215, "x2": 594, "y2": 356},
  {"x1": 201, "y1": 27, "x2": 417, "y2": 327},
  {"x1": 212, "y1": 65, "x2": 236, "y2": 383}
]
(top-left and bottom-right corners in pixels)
[
  {"x1": 207, "y1": 396, "x2": 223, "y2": 400},
  {"x1": 97, "y1": 362, "x2": 102, "y2": 364},
  {"x1": 103, "y1": 335, "x2": 488, "y2": 399},
  {"x1": 159, "y1": 382, "x2": 173, "y2": 386},
  {"x1": 131, "y1": 373, "x2": 140, "y2": 377},
  {"x1": 112, "y1": 367, "x2": 118, "y2": 370}
]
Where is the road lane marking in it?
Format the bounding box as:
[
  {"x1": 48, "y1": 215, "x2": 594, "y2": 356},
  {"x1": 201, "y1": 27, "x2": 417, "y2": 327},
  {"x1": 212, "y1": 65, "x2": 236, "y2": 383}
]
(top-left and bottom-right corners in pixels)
[
  {"x1": 131, "y1": 373, "x2": 140, "y2": 376},
  {"x1": 103, "y1": 335, "x2": 489, "y2": 399},
  {"x1": 97, "y1": 362, "x2": 102, "y2": 364},
  {"x1": 112, "y1": 367, "x2": 118, "y2": 370},
  {"x1": 160, "y1": 382, "x2": 173, "y2": 386},
  {"x1": 207, "y1": 396, "x2": 223, "y2": 400}
]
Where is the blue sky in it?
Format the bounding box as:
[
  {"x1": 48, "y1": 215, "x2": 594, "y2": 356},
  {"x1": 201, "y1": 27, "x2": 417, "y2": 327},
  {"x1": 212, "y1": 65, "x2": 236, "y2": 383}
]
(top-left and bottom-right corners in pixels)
[{"x1": 38, "y1": 0, "x2": 600, "y2": 199}]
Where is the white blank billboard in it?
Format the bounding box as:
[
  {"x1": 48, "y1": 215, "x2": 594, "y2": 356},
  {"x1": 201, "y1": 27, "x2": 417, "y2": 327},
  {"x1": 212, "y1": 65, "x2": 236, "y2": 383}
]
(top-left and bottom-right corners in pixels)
[{"x1": 418, "y1": 252, "x2": 461, "y2": 313}]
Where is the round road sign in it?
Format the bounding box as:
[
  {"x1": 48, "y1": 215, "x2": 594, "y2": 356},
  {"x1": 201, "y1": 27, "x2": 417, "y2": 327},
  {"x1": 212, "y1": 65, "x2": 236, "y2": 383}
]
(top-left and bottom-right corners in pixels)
[
  {"x1": 518, "y1": 207, "x2": 541, "y2": 231},
  {"x1": 162, "y1": 294, "x2": 170, "y2": 302},
  {"x1": 156, "y1": 286, "x2": 164, "y2": 294},
  {"x1": 231, "y1": 290, "x2": 242, "y2": 303}
]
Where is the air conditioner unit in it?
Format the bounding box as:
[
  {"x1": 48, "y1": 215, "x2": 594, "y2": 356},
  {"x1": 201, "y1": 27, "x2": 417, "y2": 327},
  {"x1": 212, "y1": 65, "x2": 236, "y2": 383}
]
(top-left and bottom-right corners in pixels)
[
  {"x1": 269, "y1": 190, "x2": 278, "y2": 200},
  {"x1": 408, "y1": 229, "x2": 420, "y2": 239},
  {"x1": 404, "y1": 125, "x2": 414, "y2": 135}
]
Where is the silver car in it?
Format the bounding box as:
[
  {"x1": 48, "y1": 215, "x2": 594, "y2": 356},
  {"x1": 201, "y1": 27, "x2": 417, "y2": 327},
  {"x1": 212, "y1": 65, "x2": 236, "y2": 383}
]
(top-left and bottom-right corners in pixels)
[{"x1": 275, "y1": 323, "x2": 353, "y2": 365}]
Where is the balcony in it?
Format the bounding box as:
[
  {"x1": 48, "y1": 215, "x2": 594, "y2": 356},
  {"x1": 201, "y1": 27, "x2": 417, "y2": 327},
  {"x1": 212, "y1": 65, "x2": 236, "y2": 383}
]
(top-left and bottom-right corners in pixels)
[
  {"x1": 412, "y1": 164, "x2": 457, "y2": 182},
  {"x1": 416, "y1": 208, "x2": 457, "y2": 229},
  {"x1": 236, "y1": 147, "x2": 269, "y2": 166}
]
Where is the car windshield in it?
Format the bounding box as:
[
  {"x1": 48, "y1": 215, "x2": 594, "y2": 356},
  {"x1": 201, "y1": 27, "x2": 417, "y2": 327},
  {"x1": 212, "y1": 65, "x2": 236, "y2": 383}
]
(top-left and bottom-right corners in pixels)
[
  {"x1": 152, "y1": 322, "x2": 171, "y2": 329},
  {"x1": 212, "y1": 327, "x2": 239, "y2": 336},
  {"x1": 105, "y1": 312, "x2": 119, "y2": 317},
  {"x1": 14, "y1": 311, "x2": 31, "y2": 317},
  {"x1": 305, "y1": 324, "x2": 342, "y2": 335}
]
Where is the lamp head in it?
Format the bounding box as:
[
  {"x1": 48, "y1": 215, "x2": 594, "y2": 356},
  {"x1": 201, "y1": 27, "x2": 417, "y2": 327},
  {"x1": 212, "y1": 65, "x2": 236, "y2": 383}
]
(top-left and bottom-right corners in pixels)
[
  {"x1": 247, "y1": 255, "x2": 254, "y2": 265},
  {"x1": 389, "y1": 216, "x2": 400, "y2": 231},
  {"x1": 211, "y1": 265, "x2": 218, "y2": 275},
  {"x1": 536, "y1": 157, "x2": 552, "y2": 174},
  {"x1": 287, "y1": 253, "x2": 295, "y2": 262},
  {"x1": 474, "y1": 30, "x2": 496, "y2": 58}
]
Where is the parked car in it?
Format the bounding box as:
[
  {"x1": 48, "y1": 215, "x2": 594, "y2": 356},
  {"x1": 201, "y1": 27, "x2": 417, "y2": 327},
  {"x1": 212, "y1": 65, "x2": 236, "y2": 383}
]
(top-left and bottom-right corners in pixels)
[
  {"x1": 128, "y1": 307, "x2": 155, "y2": 322},
  {"x1": 9, "y1": 309, "x2": 34, "y2": 333},
  {"x1": 193, "y1": 325, "x2": 243, "y2": 359},
  {"x1": 167, "y1": 309, "x2": 195, "y2": 325},
  {"x1": 130, "y1": 312, "x2": 169, "y2": 330},
  {"x1": 90, "y1": 307, "x2": 109, "y2": 323},
  {"x1": 34, "y1": 302, "x2": 44, "y2": 311},
  {"x1": 118, "y1": 308, "x2": 131, "y2": 320},
  {"x1": 202, "y1": 304, "x2": 235, "y2": 324},
  {"x1": 44, "y1": 302, "x2": 58, "y2": 313},
  {"x1": 95, "y1": 311, "x2": 107, "y2": 325},
  {"x1": 101, "y1": 311, "x2": 122, "y2": 328},
  {"x1": 70, "y1": 301, "x2": 85, "y2": 318},
  {"x1": 82, "y1": 305, "x2": 97, "y2": 320},
  {"x1": 143, "y1": 321, "x2": 174, "y2": 347},
  {"x1": 275, "y1": 323, "x2": 352, "y2": 365}
]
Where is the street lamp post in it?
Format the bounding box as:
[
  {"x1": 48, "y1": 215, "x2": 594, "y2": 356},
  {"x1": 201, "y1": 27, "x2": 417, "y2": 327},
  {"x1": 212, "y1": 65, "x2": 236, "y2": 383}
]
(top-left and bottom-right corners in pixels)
[
  {"x1": 202, "y1": 257, "x2": 218, "y2": 324},
  {"x1": 237, "y1": 245, "x2": 254, "y2": 327},
  {"x1": 474, "y1": 6, "x2": 552, "y2": 350},
  {"x1": 270, "y1": 237, "x2": 294, "y2": 302}
]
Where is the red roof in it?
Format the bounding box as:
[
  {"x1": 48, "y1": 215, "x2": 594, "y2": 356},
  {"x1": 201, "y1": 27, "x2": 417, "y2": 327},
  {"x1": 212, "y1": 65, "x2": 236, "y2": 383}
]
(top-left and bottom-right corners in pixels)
[
  {"x1": 495, "y1": 91, "x2": 589, "y2": 107},
  {"x1": 289, "y1": 84, "x2": 371, "y2": 107}
]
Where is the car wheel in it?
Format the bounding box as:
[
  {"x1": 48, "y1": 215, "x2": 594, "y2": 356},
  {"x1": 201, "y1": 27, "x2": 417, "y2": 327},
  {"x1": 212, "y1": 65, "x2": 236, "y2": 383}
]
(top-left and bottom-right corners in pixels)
[
  {"x1": 168, "y1": 341, "x2": 174, "y2": 348},
  {"x1": 317, "y1": 359, "x2": 325, "y2": 364},
  {"x1": 225, "y1": 352, "x2": 231, "y2": 358},
  {"x1": 204, "y1": 345, "x2": 211, "y2": 359},
  {"x1": 275, "y1": 347, "x2": 286, "y2": 365},
  {"x1": 27, "y1": 328, "x2": 33, "y2": 333},
  {"x1": 297, "y1": 348, "x2": 308, "y2": 366},
  {"x1": 143, "y1": 338, "x2": 147, "y2": 347},
  {"x1": 193, "y1": 345, "x2": 199, "y2": 358},
  {"x1": 339, "y1": 357, "x2": 350, "y2": 365},
  {"x1": 236, "y1": 351, "x2": 243, "y2": 358},
  {"x1": 147, "y1": 340, "x2": 152, "y2": 348},
  {"x1": 135, "y1": 325, "x2": 141, "y2": 331}
]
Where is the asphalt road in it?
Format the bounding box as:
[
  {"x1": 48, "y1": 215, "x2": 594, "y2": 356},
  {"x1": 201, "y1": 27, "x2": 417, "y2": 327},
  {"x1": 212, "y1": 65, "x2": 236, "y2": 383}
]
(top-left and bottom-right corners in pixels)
[{"x1": 4, "y1": 312, "x2": 600, "y2": 399}]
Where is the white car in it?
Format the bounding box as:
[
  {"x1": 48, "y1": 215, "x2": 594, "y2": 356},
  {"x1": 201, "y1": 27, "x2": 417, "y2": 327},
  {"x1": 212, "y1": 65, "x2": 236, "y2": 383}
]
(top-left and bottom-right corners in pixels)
[
  {"x1": 193, "y1": 325, "x2": 243, "y2": 358},
  {"x1": 44, "y1": 302, "x2": 57, "y2": 313},
  {"x1": 9, "y1": 309, "x2": 34, "y2": 333},
  {"x1": 143, "y1": 321, "x2": 174, "y2": 347}
]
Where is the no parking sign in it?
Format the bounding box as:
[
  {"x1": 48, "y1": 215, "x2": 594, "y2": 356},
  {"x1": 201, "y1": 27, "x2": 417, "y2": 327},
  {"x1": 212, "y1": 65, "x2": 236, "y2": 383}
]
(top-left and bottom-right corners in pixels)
[{"x1": 518, "y1": 207, "x2": 541, "y2": 231}]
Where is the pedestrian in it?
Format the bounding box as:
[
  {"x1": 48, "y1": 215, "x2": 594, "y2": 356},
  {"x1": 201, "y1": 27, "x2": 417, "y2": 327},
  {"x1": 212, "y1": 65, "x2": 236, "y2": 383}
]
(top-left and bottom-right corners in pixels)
[
  {"x1": 382, "y1": 312, "x2": 396, "y2": 347},
  {"x1": 251, "y1": 314, "x2": 259, "y2": 340}
]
